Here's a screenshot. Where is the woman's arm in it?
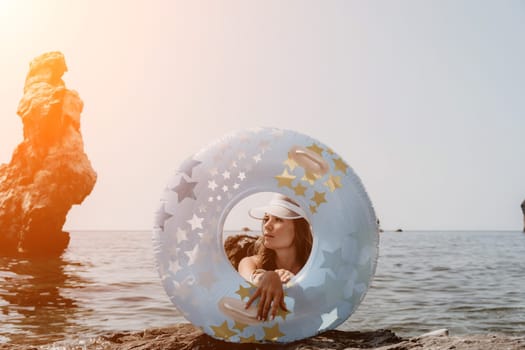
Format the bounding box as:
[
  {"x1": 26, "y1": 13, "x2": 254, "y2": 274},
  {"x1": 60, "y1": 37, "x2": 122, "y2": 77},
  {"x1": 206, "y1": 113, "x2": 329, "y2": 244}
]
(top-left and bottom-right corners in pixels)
[
  {"x1": 238, "y1": 256, "x2": 294, "y2": 284},
  {"x1": 238, "y1": 256, "x2": 258, "y2": 282},
  {"x1": 238, "y1": 255, "x2": 289, "y2": 321},
  {"x1": 238, "y1": 256, "x2": 286, "y2": 320}
]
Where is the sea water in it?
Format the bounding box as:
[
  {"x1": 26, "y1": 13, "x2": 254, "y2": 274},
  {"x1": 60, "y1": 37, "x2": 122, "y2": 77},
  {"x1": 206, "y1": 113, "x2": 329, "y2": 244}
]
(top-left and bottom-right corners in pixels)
[{"x1": 1, "y1": 230, "x2": 524, "y2": 345}]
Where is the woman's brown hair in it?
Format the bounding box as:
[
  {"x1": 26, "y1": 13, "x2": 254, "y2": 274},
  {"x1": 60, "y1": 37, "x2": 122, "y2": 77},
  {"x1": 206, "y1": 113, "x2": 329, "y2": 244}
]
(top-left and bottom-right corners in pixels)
[{"x1": 257, "y1": 217, "x2": 313, "y2": 271}]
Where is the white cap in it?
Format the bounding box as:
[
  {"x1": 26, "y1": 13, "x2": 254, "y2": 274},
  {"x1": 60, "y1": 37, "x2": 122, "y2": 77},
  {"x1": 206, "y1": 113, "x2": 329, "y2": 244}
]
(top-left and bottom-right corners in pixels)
[{"x1": 248, "y1": 194, "x2": 307, "y2": 221}]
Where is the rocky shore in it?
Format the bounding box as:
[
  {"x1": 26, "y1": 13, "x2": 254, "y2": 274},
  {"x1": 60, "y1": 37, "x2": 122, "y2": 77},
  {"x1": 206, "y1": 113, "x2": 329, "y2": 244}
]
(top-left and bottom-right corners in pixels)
[{"x1": 2, "y1": 323, "x2": 524, "y2": 350}]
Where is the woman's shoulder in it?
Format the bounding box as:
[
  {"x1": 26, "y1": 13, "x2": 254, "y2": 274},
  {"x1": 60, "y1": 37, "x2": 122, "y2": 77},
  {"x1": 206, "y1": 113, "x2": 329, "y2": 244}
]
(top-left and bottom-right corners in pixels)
[
  {"x1": 241, "y1": 255, "x2": 259, "y2": 264},
  {"x1": 238, "y1": 255, "x2": 261, "y2": 281},
  {"x1": 239, "y1": 254, "x2": 259, "y2": 266}
]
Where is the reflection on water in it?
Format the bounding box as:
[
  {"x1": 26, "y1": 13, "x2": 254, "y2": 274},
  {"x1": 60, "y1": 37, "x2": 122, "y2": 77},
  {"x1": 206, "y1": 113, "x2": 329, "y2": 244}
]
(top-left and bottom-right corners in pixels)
[
  {"x1": 0, "y1": 255, "x2": 90, "y2": 345},
  {"x1": 1, "y1": 231, "x2": 181, "y2": 347}
]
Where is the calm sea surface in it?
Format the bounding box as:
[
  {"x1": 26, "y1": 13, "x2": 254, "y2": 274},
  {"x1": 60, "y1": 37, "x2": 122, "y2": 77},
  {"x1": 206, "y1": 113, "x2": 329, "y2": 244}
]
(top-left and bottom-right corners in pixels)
[{"x1": 1, "y1": 230, "x2": 524, "y2": 346}]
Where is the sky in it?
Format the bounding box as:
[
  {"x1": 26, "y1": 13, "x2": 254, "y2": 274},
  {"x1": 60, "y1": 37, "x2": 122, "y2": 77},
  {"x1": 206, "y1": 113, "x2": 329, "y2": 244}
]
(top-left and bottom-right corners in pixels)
[{"x1": 1, "y1": 1, "x2": 524, "y2": 232}]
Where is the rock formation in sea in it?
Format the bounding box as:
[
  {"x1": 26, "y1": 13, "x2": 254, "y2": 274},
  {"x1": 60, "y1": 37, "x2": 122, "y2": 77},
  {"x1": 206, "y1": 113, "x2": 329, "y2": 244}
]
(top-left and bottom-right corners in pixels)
[
  {"x1": 521, "y1": 199, "x2": 525, "y2": 232},
  {"x1": 0, "y1": 51, "x2": 96, "y2": 256}
]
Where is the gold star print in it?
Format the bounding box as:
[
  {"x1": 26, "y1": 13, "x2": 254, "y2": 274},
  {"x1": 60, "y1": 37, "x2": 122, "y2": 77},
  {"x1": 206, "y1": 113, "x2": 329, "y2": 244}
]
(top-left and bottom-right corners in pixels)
[
  {"x1": 293, "y1": 183, "x2": 307, "y2": 196},
  {"x1": 307, "y1": 143, "x2": 324, "y2": 156},
  {"x1": 275, "y1": 307, "x2": 291, "y2": 321},
  {"x1": 263, "y1": 323, "x2": 285, "y2": 341},
  {"x1": 310, "y1": 205, "x2": 317, "y2": 214},
  {"x1": 326, "y1": 148, "x2": 335, "y2": 155},
  {"x1": 302, "y1": 171, "x2": 319, "y2": 185},
  {"x1": 333, "y1": 157, "x2": 349, "y2": 174},
  {"x1": 210, "y1": 321, "x2": 236, "y2": 340},
  {"x1": 275, "y1": 169, "x2": 296, "y2": 188},
  {"x1": 235, "y1": 284, "x2": 253, "y2": 300},
  {"x1": 233, "y1": 321, "x2": 249, "y2": 332},
  {"x1": 312, "y1": 191, "x2": 327, "y2": 207},
  {"x1": 324, "y1": 175, "x2": 342, "y2": 192},
  {"x1": 283, "y1": 157, "x2": 298, "y2": 171},
  {"x1": 239, "y1": 334, "x2": 257, "y2": 343}
]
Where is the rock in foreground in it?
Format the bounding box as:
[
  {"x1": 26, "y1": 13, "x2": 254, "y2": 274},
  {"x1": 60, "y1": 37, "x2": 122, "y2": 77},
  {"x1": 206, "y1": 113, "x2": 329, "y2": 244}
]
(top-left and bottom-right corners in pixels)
[
  {"x1": 3, "y1": 324, "x2": 523, "y2": 350},
  {"x1": 0, "y1": 51, "x2": 96, "y2": 256}
]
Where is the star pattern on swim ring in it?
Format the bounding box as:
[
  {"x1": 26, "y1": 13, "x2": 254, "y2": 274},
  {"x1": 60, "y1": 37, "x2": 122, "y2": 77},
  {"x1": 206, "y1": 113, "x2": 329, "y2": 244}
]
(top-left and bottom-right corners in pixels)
[
  {"x1": 321, "y1": 248, "x2": 344, "y2": 271},
  {"x1": 333, "y1": 157, "x2": 349, "y2": 174},
  {"x1": 320, "y1": 308, "x2": 338, "y2": 330},
  {"x1": 263, "y1": 323, "x2": 285, "y2": 341},
  {"x1": 210, "y1": 321, "x2": 237, "y2": 340},
  {"x1": 239, "y1": 334, "x2": 257, "y2": 343},
  {"x1": 275, "y1": 169, "x2": 296, "y2": 188},
  {"x1": 175, "y1": 227, "x2": 188, "y2": 244},
  {"x1": 185, "y1": 244, "x2": 200, "y2": 266},
  {"x1": 208, "y1": 179, "x2": 218, "y2": 191},
  {"x1": 172, "y1": 177, "x2": 198, "y2": 202},
  {"x1": 307, "y1": 143, "x2": 324, "y2": 156},
  {"x1": 235, "y1": 284, "x2": 253, "y2": 300},
  {"x1": 302, "y1": 170, "x2": 320, "y2": 185},
  {"x1": 324, "y1": 175, "x2": 342, "y2": 192},
  {"x1": 233, "y1": 321, "x2": 249, "y2": 332},
  {"x1": 187, "y1": 214, "x2": 204, "y2": 231},
  {"x1": 276, "y1": 142, "x2": 351, "y2": 215},
  {"x1": 202, "y1": 133, "x2": 273, "y2": 218},
  {"x1": 312, "y1": 191, "x2": 327, "y2": 207},
  {"x1": 293, "y1": 183, "x2": 307, "y2": 196}
]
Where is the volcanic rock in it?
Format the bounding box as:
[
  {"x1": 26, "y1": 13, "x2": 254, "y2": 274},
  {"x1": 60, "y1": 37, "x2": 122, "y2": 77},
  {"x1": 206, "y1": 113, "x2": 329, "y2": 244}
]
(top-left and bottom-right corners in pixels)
[
  {"x1": 4, "y1": 324, "x2": 523, "y2": 350},
  {"x1": 0, "y1": 51, "x2": 96, "y2": 256},
  {"x1": 521, "y1": 199, "x2": 525, "y2": 232}
]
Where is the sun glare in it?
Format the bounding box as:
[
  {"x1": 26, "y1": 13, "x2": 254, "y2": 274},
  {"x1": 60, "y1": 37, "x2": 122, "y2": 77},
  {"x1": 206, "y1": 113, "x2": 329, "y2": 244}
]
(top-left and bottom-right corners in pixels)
[
  {"x1": 0, "y1": 0, "x2": 53, "y2": 35},
  {"x1": 0, "y1": 1, "x2": 28, "y2": 33},
  {"x1": 0, "y1": 0, "x2": 18, "y2": 19}
]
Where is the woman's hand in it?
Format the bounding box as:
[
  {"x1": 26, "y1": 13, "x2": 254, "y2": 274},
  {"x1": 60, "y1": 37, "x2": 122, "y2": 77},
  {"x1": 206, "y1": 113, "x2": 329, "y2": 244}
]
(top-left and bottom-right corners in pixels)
[
  {"x1": 275, "y1": 269, "x2": 295, "y2": 283},
  {"x1": 245, "y1": 271, "x2": 287, "y2": 321}
]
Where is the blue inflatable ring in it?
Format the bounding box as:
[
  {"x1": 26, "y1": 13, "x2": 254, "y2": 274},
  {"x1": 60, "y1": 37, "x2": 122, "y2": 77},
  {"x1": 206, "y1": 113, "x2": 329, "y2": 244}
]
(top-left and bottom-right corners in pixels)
[{"x1": 153, "y1": 128, "x2": 379, "y2": 343}]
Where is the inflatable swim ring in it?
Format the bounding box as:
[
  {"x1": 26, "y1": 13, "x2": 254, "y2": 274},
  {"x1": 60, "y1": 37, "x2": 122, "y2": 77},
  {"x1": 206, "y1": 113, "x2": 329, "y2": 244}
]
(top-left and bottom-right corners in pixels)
[{"x1": 153, "y1": 128, "x2": 379, "y2": 343}]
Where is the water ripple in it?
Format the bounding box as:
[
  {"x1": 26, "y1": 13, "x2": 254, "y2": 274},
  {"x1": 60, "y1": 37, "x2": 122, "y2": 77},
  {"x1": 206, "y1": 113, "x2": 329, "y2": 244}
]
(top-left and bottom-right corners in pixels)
[{"x1": 1, "y1": 230, "x2": 525, "y2": 345}]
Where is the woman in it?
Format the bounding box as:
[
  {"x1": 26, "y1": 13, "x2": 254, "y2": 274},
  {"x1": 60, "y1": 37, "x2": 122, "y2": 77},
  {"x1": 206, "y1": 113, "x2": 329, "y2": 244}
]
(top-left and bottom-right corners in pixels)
[{"x1": 238, "y1": 194, "x2": 313, "y2": 321}]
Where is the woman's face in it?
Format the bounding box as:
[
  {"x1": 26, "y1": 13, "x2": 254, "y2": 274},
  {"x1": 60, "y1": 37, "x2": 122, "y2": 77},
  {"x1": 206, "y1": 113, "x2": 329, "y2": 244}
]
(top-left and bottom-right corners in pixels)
[{"x1": 262, "y1": 214, "x2": 295, "y2": 250}]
